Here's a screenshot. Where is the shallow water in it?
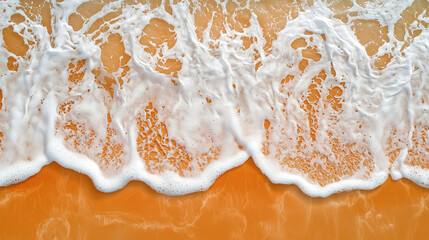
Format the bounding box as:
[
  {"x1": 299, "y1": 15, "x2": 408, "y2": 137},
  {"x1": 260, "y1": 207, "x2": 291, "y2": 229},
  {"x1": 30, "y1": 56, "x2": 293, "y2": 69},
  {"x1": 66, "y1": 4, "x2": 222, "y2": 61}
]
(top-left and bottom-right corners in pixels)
[{"x1": 1, "y1": 161, "x2": 429, "y2": 239}]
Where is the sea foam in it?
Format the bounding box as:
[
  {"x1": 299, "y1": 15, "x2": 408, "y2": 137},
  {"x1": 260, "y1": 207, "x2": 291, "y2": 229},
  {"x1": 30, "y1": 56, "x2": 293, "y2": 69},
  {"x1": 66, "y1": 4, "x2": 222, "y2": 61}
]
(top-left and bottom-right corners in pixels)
[{"x1": 0, "y1": 0, "x2": 428, "y2": 196}]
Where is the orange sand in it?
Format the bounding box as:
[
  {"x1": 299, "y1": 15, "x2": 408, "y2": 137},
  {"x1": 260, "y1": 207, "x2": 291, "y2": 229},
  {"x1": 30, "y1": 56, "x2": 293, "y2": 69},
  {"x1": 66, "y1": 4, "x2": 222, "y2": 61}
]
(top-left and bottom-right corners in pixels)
[{"x1": 1, "y1": 161, "x2": 429, "y2": 239}]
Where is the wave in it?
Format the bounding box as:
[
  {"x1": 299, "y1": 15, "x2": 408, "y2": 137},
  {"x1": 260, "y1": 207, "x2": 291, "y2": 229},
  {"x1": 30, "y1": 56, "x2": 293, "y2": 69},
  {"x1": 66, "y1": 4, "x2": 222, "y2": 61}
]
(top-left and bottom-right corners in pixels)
[{"x1": 0, "y1": 0, "x2": 428, "y2": 196}]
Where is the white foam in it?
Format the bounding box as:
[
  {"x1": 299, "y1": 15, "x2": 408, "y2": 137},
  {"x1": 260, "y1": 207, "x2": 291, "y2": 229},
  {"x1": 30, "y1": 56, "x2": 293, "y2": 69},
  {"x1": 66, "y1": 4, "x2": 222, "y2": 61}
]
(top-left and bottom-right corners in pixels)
[{"x1": 0, "y1": 0, "x2": 428, "y2": 196}]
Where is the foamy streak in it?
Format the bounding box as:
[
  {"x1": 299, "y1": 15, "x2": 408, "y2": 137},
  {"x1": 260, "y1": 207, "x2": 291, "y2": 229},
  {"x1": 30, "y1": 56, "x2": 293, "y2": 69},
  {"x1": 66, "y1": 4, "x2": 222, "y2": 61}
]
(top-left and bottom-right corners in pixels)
[{"x1": 0, "y1": 0, "x2": 428, "y2": 196}]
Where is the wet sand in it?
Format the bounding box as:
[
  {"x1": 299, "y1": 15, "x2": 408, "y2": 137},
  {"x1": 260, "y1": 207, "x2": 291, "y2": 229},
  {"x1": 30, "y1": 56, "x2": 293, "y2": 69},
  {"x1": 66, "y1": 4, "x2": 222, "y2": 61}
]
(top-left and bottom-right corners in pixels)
[{"x1": 1, "y1": 160, "x2": 429, "y2": 239}]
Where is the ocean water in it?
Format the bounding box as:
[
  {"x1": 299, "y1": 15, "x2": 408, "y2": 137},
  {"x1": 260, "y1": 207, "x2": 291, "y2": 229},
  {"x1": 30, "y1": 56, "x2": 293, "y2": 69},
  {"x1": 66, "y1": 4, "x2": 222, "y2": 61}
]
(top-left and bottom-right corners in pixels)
[{"x1": 0, "y1": 0, "x2": 428, "y2": 197}]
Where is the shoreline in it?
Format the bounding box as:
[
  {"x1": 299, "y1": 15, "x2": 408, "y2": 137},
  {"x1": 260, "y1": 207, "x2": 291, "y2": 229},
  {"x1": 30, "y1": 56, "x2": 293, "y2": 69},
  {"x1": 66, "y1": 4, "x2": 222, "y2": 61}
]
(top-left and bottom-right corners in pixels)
[{"x1": 1, "y1": 159, "x2": 428, "y2": 239}]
